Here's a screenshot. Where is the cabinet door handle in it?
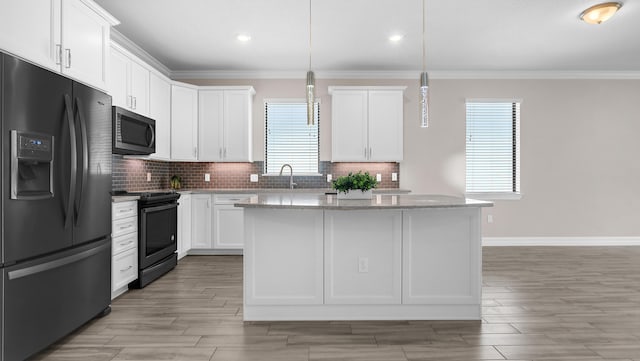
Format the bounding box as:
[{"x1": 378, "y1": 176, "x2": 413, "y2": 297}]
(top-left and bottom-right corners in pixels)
[
  {"x1": 119, "y1": 240, "x2": 134, "y2": 247},
  {"x1": 219, "y1": 148, "x2": 222, "y2": 159},
  {"x1": 223, "y1": 148, "x2": 227, "y2": 158},
  {"x1": 369, "y1": 147, "x2": 372, "y2": 159},
  {"x1": 120, "y1": 265, "x2": 133, "y2": 272},
  {"x1": 194, "y1": 146, "x2": 198, "y2": 158},
  {"x1": 119, "y1": 224, "x2": 133, "y2": 230},
  {"x1": 55, "y1": 44, "x2": 62, "y2": 65},
  {"x1": 65, "y1": 49, "x2": 71, "y2": 68},
  {"x1": 119, "y1": 208, "x2": 132, "y2": 213},
  {"x1": 133, "y1": 97, "x2": 137, "y2": 109},
  {"x1": 364, "y1": 147, "x2": 367, "y2": 158},
  {"x1": 127, "y1": 95, "x2": 132, "y2": 109}
]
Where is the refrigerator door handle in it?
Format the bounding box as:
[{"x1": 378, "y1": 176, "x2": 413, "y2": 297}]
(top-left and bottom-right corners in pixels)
[
  {"x1": 7, "y1": 241, "x2": 110, "y2": 280},
  {"x1": 74, "y1": 97, "x2": 89, "y2": 225},
  {"x1": 64, "y1": 94, "x2": 77, "y2": 229}
]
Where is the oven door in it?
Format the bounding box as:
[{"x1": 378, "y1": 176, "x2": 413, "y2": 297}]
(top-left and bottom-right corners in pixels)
[{"x1": 139, "y1": 202, "x2": 178, "y2": 268}]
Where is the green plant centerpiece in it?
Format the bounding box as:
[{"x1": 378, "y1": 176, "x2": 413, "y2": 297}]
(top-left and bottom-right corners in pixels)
[
  {"x1": 332, "y1": 171, "x2": 378, "y2": 199},
  {"x1": 170, "y1": 175, "x2": 182, "y2": 190}
]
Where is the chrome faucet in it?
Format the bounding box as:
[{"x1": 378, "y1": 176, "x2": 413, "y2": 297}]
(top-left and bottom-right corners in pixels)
[{"x1": 279, "y1": 164, "x2": 296, "y2": 189}]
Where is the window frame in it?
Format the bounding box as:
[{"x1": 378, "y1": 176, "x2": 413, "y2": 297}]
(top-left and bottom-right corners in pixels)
[
  {"x1": 464, "y1": 98, "x2": 522, "y2": 201},
  {"x1": 263, "y1": 98, "x2": 321, "y2": 176}
]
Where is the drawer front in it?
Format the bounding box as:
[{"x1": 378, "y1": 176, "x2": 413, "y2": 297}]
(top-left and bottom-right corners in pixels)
[
  {"x1": 112, "y1": 232, "x2": 137, "y2": 255},
  {"x1": 112, "y1": 216, "x2": 138, "y2": 238},
  {"x1": 214, "y1": 194, "x2": 256, "y2": 205},
  {"x1": 112, "y1": 247, "x2": 138, "y2": 291},
  {"x1": 112, "y1": 201, "x2": 137, "y2": 221}
]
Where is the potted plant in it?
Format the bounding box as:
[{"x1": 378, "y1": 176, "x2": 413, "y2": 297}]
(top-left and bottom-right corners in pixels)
[
  {"x1": 170, "y1": 175, "x2": 182, "y2": 190},
  {"x1": 331, "y1": 171, "x2": 378, "y2": 199}
]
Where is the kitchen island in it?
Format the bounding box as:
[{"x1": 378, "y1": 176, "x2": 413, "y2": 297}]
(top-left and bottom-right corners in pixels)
[{"x1": 235, "y1": 194, "x2": 492, "y2": 321}]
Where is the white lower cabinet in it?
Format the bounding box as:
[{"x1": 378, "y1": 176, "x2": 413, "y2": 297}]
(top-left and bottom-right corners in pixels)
[
  {"x1": 212, "y1": 194, "x2": 254, "y2": 249},
  {"x1": 111, "y1": 200, "x2": 138, "y2": 299},
  {"x1": 190, "y1": 194, "x2": 212, "y2": 249},
  {"x1": 177, "y1": 193, "x2": 192, "y2": 259}
]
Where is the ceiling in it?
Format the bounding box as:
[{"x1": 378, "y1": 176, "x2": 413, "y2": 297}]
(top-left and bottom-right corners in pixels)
[{"x1": 94, "y1": 0, "x2": 640, "y2": 77}]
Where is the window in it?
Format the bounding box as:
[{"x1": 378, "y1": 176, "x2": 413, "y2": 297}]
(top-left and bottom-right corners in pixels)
[
  {"x1": 465, "y1": 100, "x2": 521, "y2": 199},
  {"x1": 264, "y1": 100, "x2": 319, "y2": 174}
]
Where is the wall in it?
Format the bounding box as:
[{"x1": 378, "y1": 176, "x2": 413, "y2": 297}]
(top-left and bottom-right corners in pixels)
[{"x1": 183, "y1": 77, "x2": 640, "y2": 238}]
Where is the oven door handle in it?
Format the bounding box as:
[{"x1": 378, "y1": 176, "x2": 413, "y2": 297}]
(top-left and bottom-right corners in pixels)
[{"x1": 141, "y1": 203, "x2": 178, "y2": 214}]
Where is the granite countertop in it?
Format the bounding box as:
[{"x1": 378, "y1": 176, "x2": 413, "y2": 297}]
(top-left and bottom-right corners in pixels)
[
  {"x1": 235, "y1": 194, "x2": 493, "y2": 210},
  {"x1": 111, "y1": 188, "x2": 411, "y2": 202}
]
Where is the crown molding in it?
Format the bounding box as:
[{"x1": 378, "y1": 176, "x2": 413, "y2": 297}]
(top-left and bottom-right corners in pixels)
[
  {"x1": 110, "y1": 29, "x2": 171, "y2": 78},
  {"x1": 80, "y1": 0, "x2": 119, "y2": 25},
  {"x1": 171, "y1": 69, "x2": 640, "y2": 80}
]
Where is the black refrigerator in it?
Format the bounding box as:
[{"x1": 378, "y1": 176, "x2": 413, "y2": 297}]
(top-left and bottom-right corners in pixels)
[{"x1": 0, "y1": 53, "x2": 112, "y2": 360}]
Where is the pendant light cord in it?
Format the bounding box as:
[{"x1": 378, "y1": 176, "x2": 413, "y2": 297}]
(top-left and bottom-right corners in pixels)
[
  {"x1": 309, "y1": 0, "x2": 312, "y2": 70},
  {"x1": 422, "y1": 0, "x2": 426, "y2": 72}
]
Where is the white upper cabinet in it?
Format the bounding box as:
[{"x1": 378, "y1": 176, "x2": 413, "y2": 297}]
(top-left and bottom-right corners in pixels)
[
  {"x1": 198, "y1": 87, "x2": 255, "y2": 162},
  {"x1": 109, "y1": 45, "x2": 149, "y2": 116},
  {"x1": 171, "y1": 83, "x2": 199, "y2": 160},
  {"x1": 0, "y1": 0, "x2": 118, "y2": 91},
  {"x1": 0, "y1": 0, "x2": 60, "y2": 72},
  {"x1": 330, "y1": 86, "x2": 405, "y2": 162},
  {"x1": 149, "y1": 72, "x2": 171, "y2": 159}
]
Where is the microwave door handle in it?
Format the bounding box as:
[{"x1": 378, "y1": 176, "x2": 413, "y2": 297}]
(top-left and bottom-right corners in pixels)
[
  {"x1": 63, "y1": 94, "x2": 77, "y2": 229},
  {"x1": 146, "y1": 123, "x2": 155, "y2": 148},
  {"x1": 74, "y1": 97, "x2": 89, "y2": 225}
]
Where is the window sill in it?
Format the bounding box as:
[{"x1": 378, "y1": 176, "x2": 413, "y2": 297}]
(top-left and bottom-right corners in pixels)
[{"x1": 465, "y1": 192, "x2": 522, "y2": 201}]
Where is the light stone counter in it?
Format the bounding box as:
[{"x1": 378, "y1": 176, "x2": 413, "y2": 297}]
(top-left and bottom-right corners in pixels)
[
  {"x1": 181, "y1": 188, "x2": 411, "y2": 195},
  {"x1": 235, "y1": 193, "x2": 492, "y2": 210}
]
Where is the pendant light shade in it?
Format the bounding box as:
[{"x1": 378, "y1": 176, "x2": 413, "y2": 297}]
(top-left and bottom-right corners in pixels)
[
  {"x1": 306, "y1": 70, "x2": 315, "y2": 126},
  {"x1": 420, "y1": 72, "x2": 429, "y2": 128},
  {"x1": 419, "y1": 0, "x2": 429, "y2": 128}
]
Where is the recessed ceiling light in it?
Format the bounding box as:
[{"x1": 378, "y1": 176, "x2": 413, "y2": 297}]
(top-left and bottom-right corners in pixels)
[
  {"x1": 389, "y1": 34, "x2": 404, "y2": 43},
  {"x1": 579, "y1": 2, "x2": 622, "y2": 24},
  {"x1": 236, "y1": 34, "x2": 251, "y2": 42}
]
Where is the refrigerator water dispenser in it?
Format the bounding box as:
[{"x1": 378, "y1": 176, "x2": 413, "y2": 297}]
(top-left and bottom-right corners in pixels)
[{"x1": 11, "y1": 130, "x2": 54, "y2": 200}]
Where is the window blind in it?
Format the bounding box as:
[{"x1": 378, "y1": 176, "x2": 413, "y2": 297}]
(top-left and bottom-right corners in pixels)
[
  {"x1": 465, "y1": 101, "x2": 520, "y2": 194},
  {"x1": 265, "y1": 101, "x2": 319, "y2": 174}
]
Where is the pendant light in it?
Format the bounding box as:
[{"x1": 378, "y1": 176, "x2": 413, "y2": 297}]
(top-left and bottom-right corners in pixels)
[
  {"x1": 306, "y1": 0, "x2": 315, "y2": 126},
  {"x1": 419, "y1": 0, "x2": 429, "y2": 128}
]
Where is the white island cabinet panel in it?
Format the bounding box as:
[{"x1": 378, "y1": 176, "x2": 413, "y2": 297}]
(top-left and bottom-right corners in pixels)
[
  {"x1": 324, "y1": 210, "x2": 402, "y2": 304},
  {"x1": 402, "y1": 208, "x2": 482, "y2": 305},
  {"x1": 177, "y1": 193, "x2": 192, "y2": 259},
  {"x1": 244, "y1": 209, "x2": 324, "y2": 305}
]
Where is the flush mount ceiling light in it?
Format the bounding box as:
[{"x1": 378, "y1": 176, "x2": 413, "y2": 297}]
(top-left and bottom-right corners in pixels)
[
  {"x1": 580, "y1": 2, "x2": 622, "y2": 24},
  {"x1": 419, "y1": 0, "x2": 429, "y2": 128},
  {"x1": 389, "y1": 34, "x2": 404, "y2": 43},
  {"x1": 306, "y1": 0, "x2": 315, "y2": 126},
  {"x1": 236, "y1": 34, "x2": 251, "y2": 42}
]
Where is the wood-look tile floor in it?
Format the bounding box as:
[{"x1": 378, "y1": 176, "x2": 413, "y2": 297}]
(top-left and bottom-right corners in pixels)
[{"x1": 32, "y1": 247, "x2": 640, "y2": 360}]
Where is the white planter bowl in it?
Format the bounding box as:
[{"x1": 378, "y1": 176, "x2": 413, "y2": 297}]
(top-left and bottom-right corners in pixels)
[{"x1": 336, "y1": 189, "x2": 373, "y2": 200}]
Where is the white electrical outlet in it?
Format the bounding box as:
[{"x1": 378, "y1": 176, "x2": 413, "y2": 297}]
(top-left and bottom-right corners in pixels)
[
  {"x1": 204, "y1": 173, "x2": 211, "y2": 182},
  {"x1": 487, "y1": 214, "x2": 494, "y2": 223},
  {"x1": 391, "y1": 172, "x2": 398, "y2": 182},
  {"x1": 327, "y1": 174, "x2": 332, "y2": 182},
  {"x1": 146, "y1": 172, "x2": 151, "y2": 182},
  {"x1": 358, "y1": 257, "x2": 369, "y2": 273},
  {"x1": 250, "y1": 174, "x2": 259, "y2": 182},
  {"x1": 376, "y1": 173, "x2": 382, "y2": 182}
]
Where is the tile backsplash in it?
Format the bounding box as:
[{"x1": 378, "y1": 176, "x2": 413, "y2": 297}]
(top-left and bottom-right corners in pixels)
[{"x1": 112, "y1": 156, "x2": 399, "y2": 191}]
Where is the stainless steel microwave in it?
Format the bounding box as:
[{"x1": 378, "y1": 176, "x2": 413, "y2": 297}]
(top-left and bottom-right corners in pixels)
[{"x1": 112, "y1": 106, "x2": 156, "y2": 155}]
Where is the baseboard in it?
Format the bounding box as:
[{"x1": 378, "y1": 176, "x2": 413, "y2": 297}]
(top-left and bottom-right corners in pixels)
[
  {"x1": 483, "y1": 237, "x2": 640, "y2": 246},
  {"x1": 187, "y1": 249, "x2": 243, "y2": 255}
]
